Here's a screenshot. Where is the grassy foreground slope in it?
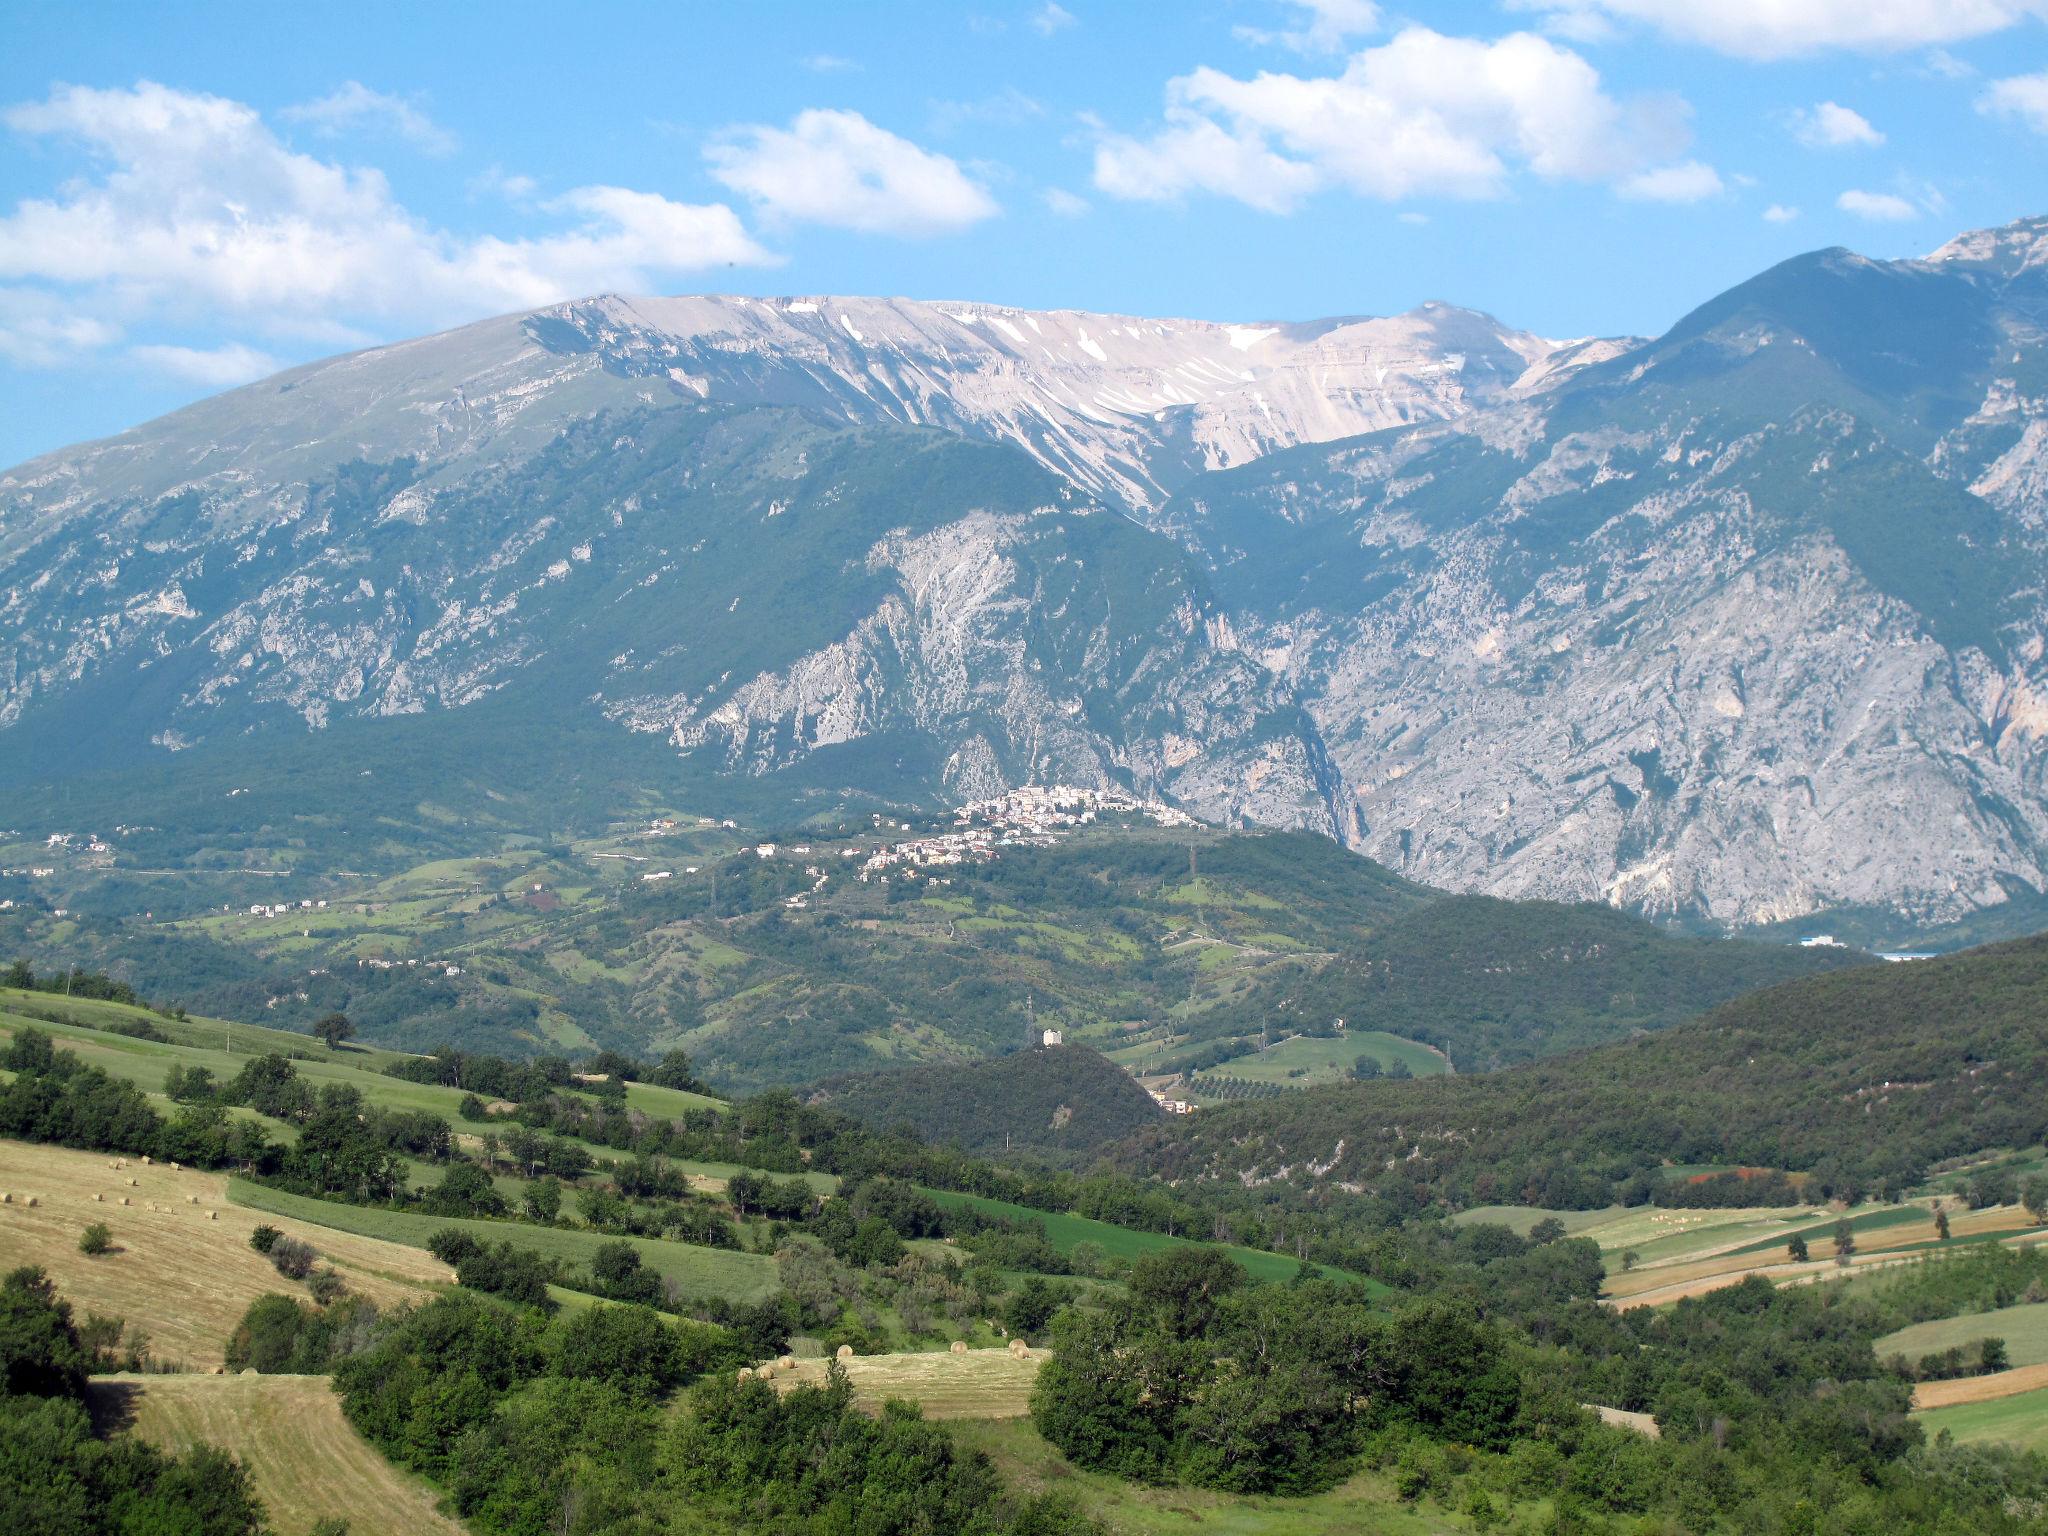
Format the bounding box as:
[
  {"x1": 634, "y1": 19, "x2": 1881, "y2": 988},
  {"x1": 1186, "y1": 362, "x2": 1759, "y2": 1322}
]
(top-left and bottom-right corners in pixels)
[
  {"x1": 1123, "y1": 933, "x2": 2048, "y2": 1209},
  {"x1": 89, "y1": 1372, "x2": 465, "y2": 1536}
]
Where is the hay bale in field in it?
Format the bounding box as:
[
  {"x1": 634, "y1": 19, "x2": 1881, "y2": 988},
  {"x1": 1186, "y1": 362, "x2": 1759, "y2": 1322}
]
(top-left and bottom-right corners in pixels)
[
  {"x1": 207, "y1": 1211, "x2": 217, "y2": 1221},
  {"x1": 755, "y1": 1364, "x2": 776, "y2": 1381},
  {"x1": 126, "y1": 1178, "x2": 137, "y2": 1187},
  {"x1": 119, "y1": 1197, "x2": 130, "y2": 1206},
  {"x1": 1008, "y1": 1339, "x2": 1029, "y2": 1358},
  {"x1": 950, "y1": 1340, "x2": 969, "y2": 1354},
  {"x1": 187, "y1": 1194, "x2": 198, "y2": 1204},
  {"x1": 23, "y1": 1196, "x2": 37, "y2": 1208},
  {"x1": 170, "y1": 1162, "x2": 181, "y2": 1171},
  {"x1": 0, "y1": 1193, "x2": 10, "y2": 1204},
  {"x1": 777, "y1": 1354, "x2": 795, "y2": 1371},
  {"x1": 92, "y1": 1193, "x2": 103, "y2": 1203},
  {"x1": 736, "y1": 1369, "x2": 753, "y2": 1384},
  {"x1": 140, "y1": 1156, "x2": 151, "y2": 1166},
  {"x1": 836, "y1": 1344, "x2": 854, "y2": 1359}
]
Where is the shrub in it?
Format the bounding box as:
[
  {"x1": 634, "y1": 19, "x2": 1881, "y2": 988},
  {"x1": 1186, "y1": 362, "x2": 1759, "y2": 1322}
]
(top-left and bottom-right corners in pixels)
[
  {"x1": 248, "y1": 1224, "x2": 283, "y2": 1255},
  {"x1": 427, "y1": 1228, "x2": 482, "y2": 1266},
  {"x1": 78, "y1": 1224, "x2": 112, "y2": 1257},
  {"x1": 309, "y1": 1268, "x2": 348, "y2": 1306},
  {"x1": 270, "y1": 1237, "x2": 317, "y2": 1280}
]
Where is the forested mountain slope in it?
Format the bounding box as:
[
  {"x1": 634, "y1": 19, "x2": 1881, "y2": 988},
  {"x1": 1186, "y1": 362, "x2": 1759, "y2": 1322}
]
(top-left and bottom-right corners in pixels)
[{"x1": 1122, "y1": 932, "x2": 2048, "y2": 1210}]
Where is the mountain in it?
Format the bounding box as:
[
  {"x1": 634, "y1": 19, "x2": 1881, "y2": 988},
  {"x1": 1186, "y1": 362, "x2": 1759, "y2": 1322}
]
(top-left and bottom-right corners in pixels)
[
  {"x1": 1120, "y1": 930, "x2": 2048, "y2": 1211},
  {"x1": 4, "y1": 219, "x2": 2048, "y2": 936},
  {"x1": 1163, "y1": 218, "x2": 2048, "y2": 930},
  {"x1": 811, "y1": 1043, "x2": 1162, "y2": 1159}
]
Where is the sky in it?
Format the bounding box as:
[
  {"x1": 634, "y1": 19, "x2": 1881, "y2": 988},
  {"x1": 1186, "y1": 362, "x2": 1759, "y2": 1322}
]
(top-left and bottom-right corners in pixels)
[{"x1": 2, "y1": 0, "x2": 2046, "y2": 467}]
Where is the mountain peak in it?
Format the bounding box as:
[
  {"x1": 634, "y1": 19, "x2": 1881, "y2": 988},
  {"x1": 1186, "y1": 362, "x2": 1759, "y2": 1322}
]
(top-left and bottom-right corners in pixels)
[{"x1": 1925, "y1": 213, "x2": 2048, "y2": 279}]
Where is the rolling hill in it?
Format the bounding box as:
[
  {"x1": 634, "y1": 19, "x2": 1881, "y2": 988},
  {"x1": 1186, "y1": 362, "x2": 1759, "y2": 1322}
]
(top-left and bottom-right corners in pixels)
[{"x1": 1120, "y1": 931, "x2": 2048, "y2": 1210}]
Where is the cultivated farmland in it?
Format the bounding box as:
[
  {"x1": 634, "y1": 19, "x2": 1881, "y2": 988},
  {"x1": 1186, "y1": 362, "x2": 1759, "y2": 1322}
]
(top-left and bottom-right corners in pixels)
[
  {"x1": 775, "y1": 1348, "x2": 1045, "y2": 1419},
  {"x1": 89, "y1": 1372, "x2": 465, "y2": 1536},
  {"x1": 0, "y1": 1139, "x2": 447, "y2": 1369}
]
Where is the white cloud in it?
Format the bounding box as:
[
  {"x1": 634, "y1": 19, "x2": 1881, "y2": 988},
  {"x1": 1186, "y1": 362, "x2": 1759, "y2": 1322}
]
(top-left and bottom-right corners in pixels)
[
  {"x1": 280, "y1": 81, "x2": 457, "y2": 156},
  {"x1": 1235, "y1": 0, "x2": 1383, "y2": 53},
  {"x1": 1093, "y1": 27, "x2": 1696, "y2": 211},
  {"x1": 706, "y1": 108, "x2": 999, "y2": 235},
  {"x1": 0, "y1": 81, "x2": 773, "y2": 369},
  {"x1": 1030, "y1": 3, "x2": 1076, "y2": 36},
  {"x1": 129, "y1": 340, "x2": 281, "y2": 385},
  {"x1": 1616, "y1": 159, "x2": 1723, "y2": 202},
  {"x1": 1763, "y1": 202, "x2": 1800, "y2": 223},
  {"x1": 1042, "y1": 186, "x2": 1090, "y2": 217},
  {"x1": 1837, "y1": 188, "x2": 1921, "y2": 221},
  {"x1": 801, "y1": 53, "x2": 861, "y2": 73},
  {"x1": 0, "y1": 285, "x2": 120, "y2": 365},
  {"x1": 1792, "y1": 101, "x2": 1884, "y2": 148},
  {"x1": 1511, "y1": 0, "x2": 2047, "y2": 60},
  {"x1": 1981, "y1": 70, "x2": 2048, "y2": 133},
  {"x1": 929, "y1": 87, "x2": 1045, "y2": 134}
]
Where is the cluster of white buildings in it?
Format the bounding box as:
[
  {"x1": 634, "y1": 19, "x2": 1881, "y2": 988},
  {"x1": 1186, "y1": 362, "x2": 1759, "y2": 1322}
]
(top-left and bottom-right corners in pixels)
[
  {"x1": 41, "y1": 832, "x2": 112, "y2": 855},
  {"x1": 355, "y1": 956, "x2": 464, "y2": 977},
  {"x1": 854, "y1": 785, "x2": 1198, "y2": 882}
]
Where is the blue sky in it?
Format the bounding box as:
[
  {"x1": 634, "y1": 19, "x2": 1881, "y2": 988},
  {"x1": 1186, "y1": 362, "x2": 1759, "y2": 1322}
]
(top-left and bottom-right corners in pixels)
[{"x1": 3, "y1": 0, "x2": 2045, "y2": 466}]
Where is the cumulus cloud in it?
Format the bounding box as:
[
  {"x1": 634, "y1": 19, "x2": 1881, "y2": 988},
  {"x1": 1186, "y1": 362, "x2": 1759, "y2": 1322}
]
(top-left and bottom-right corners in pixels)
[
  {"x1": 1092, "y1": 26, "x2": 1700, "y2": 211},
  {"x1": 0, "y1": 81, "x2": 773, "y2": 369},
  {"x1": 1511, "y1": 0, "x2": 2047, "y2": 60},
  {"x1": 129, "y1": 340, "x2": 282, "y2": 385},
  {"x1": 1042, "y1": 187, "x2": 1090, "y2": 217},
  {"x1": 706, "y1": 108, "x2": 999, "y2": 234},
  {"x1": 280, "y1": 81, "x2": 457, "y2": 155},
  {"x1": 1792, "y1": 101, "x2": 1884, "y2": 148},
  {"x1": 1763, "y1": 203, "x2": 1800, "y2": 223},
  {"x1": 1981, "y1": 70, "x2": 2048, "y2": 133},
  {"x1": 1837, "y1": 188, "x2": 1921, "y2": 221},
  {"x1": 1616, "y1": 159, "x2": 1723, "y2": 202},
  {"x1": 1235, "y1": 0, "x2": 1383, "y2": 53}
]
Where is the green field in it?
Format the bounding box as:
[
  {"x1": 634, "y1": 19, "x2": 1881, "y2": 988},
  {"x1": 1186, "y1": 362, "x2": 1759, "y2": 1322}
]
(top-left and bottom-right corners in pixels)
[
  {"x1": 952, "y1": 1418, "x2": 1488, "y2": 1536},
  {"x1": 1453, "y1": 1205, "x2": 1629, "y2": 1238},
  {"x1": 1881, "y1": 1302, "x2": 2048, "y2": 1370},
  {"x1": 924, "y1": 1189, "x2": 1374, "y2": 1291},
  {"x1": 229, "y1": 1179, "x2": 779, "y2": 1302},
  {"x1": 1190, "y1": 1029, "x2": 1445, "y2": 1094},
  {"x1": 1918, "y1": 1385, "x2": 2048, "y2": 1453}
]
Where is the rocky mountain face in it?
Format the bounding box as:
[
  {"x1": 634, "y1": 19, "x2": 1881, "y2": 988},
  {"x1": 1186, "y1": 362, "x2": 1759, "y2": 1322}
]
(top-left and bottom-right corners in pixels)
[{"x1": 3, "y1": 219, "x2": 2046, "y2": 933}]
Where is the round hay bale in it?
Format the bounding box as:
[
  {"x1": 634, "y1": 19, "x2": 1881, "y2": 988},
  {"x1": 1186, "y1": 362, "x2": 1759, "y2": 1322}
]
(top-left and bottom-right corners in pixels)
[
  {"x1": 240, "y1": 1367, "x2": 258, "y2": 1377},
  {"x1": 777, "y1": 1354, "x2": 795, "y2": 1371},
  {"x1": 950, "y1": 1340, "x2": 968, "y2": 1354},
  {"x1": 140, "y1": 1156, "x2": 151, "y2": 1166},
  {"x1": 736, "y1": 1369, "x2": 753, "y2": 1384},
  {"x1": 23, "y1": 1196, "x2": 37, "y2": 1208},
  {"x1": 836, "y1": 1344, "x2": 854, "y2": 1359},
  {"x1": 93, "y1": 1193, "x2": 103, "y2": 1203},
  {"x1": 119, "y1": 1197, "x2": 130, "y2": 1206},
  {"x1": 1008, "y1": 1339, "x2": 1029, "y2": 1357},
  {"x1": 127, "y1": 1178, "x2": 138, "y2": 1187},
  {"x1": 170, "y1": 1162, "x2": 181, "y2": 1171},
  {"x1": 0, "y1": 1192, "x2": 11, "y2": 1204},
  {"x1": 207, "y1": 1211, "x2": 217, "y2": 1221},
  {"x1": 755, "y1": 1364, "x2": 776, "y2": 1381},
  {"x1": 187, "y1": 1194, "x2": 198, "y2": 1204}
]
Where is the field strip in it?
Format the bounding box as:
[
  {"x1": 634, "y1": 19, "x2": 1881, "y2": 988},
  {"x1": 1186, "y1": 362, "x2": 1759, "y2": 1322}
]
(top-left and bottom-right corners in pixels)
[
  {"x1": 89, "y1": 1372, "x2": 465, "y2": 1535},
  {"x1": 1913, "y1": 1362, "x2": 2048, "y2": 1410},
  {"x1": 773, "y1": 1348, "x2": 1046, "y2": 1419}
]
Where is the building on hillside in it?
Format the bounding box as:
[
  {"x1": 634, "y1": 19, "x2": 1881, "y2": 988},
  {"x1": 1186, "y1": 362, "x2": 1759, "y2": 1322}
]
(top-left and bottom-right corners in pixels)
[{"x1": 1041, "y1": 1028, "x2": 1063, "y2": 1047}]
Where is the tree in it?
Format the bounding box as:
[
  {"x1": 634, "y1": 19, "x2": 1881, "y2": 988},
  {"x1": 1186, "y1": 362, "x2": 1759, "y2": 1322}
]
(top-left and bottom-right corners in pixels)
[
  {"x1": 1935, "y1": 1207, "x2": 1951, "y2": 1241},
  {"x1": 1787, "y1": 1233, "x2": 1808, "y2": 1263},
  {"x1": 524, "y1": 1176, "x2": 563, "y2": 1225},
  {"x1": 1529, "y1": 1217, "x2": 1568, "y2": 1245},
  {"x1": 1352, "y1": 1055, "x2": 1382, "y2": 1081},
  {"x1": 1833, "y1": 1219, "x2": 1856, "y2": 1265},
  {"x1": 1129, "y1": 1247, "x2": 1246, "y2": 1340},
  {"x1": 78, "y1": 1224, "x2": 111, "y2": 1257},
  {"x1": 2023, "y1": 1175, "x2": 2048, "y2": 1223},
  {"x1": 313, "y1": 1013, "x2": 356, "y2": 1050}
]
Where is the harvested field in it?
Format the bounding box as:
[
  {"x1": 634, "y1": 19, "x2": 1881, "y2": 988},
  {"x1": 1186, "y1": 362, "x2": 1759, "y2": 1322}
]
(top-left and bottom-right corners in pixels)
[
  {"x1": 1912, "y1": 1361, "x2": 2048, "y2": 1411},
  {"x1": 89, "y1": 1372, "x2": 464, "y2": 1535},
  {"x1": 1880, "y1": 1301, "x2": 2048, "y2": 1370},
  {"x1": 775, "y1": 1347, "x2": 1046, "y2": 1419},
  {"x1": 0, "y1": 1139, "x2": 448, "y2": 1368}
]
